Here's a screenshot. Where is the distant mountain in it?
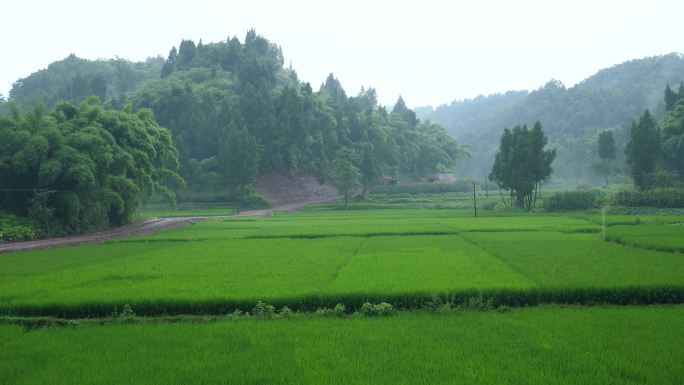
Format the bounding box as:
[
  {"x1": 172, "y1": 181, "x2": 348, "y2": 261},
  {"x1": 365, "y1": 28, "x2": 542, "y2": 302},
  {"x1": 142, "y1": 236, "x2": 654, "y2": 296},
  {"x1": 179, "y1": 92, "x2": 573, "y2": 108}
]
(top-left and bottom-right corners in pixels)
[{"x1": 417, "y1": 53, "x2": 684, "y2": 183}]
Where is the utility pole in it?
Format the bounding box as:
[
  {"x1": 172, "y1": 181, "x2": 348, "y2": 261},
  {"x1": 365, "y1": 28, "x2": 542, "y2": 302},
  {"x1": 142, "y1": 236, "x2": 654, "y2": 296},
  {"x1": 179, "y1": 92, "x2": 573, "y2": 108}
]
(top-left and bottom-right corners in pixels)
[
  {"x1": 472, "y1": 182, "x2": 478, "y2": 217},
  {"x1": 484, "y1": 176, "x2": 489, "y2": 198}
]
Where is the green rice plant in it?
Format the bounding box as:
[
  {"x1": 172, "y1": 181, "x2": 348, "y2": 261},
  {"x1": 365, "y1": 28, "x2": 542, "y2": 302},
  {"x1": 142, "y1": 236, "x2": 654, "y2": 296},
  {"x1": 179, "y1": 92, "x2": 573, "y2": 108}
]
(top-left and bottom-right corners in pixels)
[
  {"x1": 1, "y1": 307, "x2": 683, "y2": 385},
  {"x1": 605, "y1": 224, "x2": 684, "y2": 253},
  {"x1": 2, "y1": 210, "x2": 684, "y2": 317}
]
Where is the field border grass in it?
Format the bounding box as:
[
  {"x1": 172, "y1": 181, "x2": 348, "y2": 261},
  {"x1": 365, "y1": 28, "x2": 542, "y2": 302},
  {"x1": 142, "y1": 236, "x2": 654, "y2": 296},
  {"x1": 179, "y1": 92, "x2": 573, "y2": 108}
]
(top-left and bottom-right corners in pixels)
[{"x1": 3, "y1": 286, "x2": 683, "y2": 318}]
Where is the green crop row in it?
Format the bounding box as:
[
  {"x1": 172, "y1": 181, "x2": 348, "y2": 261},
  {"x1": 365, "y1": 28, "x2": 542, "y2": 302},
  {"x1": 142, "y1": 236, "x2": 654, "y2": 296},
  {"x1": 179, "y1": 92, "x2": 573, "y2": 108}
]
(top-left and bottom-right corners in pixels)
[{"x1": 543, "y1": 190, "x2": 603, "y2": 211}]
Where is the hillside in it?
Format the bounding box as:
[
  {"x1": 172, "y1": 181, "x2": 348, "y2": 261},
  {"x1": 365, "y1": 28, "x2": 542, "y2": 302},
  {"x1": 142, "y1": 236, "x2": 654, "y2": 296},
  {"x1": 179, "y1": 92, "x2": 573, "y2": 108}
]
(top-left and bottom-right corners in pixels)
[
  {"x1": 417, "y1": 53, "x2": 684, "y2": 183},
  {"x1": 0, "y1": 30, "x2": 464, "y2": 198},
  {"x1": 4, "y1": 54, "x2": 163, "y2": 112}
]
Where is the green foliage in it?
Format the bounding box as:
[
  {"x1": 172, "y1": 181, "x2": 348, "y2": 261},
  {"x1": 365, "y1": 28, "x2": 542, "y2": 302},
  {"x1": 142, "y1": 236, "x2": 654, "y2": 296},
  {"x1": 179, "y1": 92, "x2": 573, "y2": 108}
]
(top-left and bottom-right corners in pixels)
[
  {"x1": 252, "y1": 301, "x2": 276, "y2": 320},
  {"x1": 625, "y1": 110, "x2": 660, "y2": 190},
  {"x1": 597, "y1": 130, "x2": 617, "y2": 160},
  {"x1": 127, "y1": 33, "x2": 464, "y2": 191},
  {"x1": 0, "y1": 99, "x2": 184, "y2": 234},
  {"x1": 3, "y1": 32, "x2": 465, "y2": 195},
  {"x1": 612, "y1": 188, "x2": 684, "y2": 208},
  {"x1": 418, "y1": 54, "x2": 684, "y2": 181},
  {"x1": 543, "y1": 190, "x2": 602, "y2": 211},
  {"x1": 6, "y1": 54, "x2": 163, "y2": 112},
  {"x1": 489, "y1": 122, "x2": 556, "y2": 209},
  {"x1": 359, "y1": 302, "x2": 395, "y2": 317},
  {"x1": 664, "y1": 83, "x2": 684, "y2": 111},
  {"x1": 0, "y1": 225, "x2": 35, "y2": 243},
  {"x1": 331, "y1": 147, "x2": 361, "y2": 208},
  {"x1": 660, "y1": 99, "x2": 684, "y2": 181},
  {"x1": 315, "y1": 303, "x2": 346, "y2": 318},
  {"x1": 117, "y1": 304, "x2": 137, "y2": 322},
  {"x1": 217, "y1": 127, "x2": 259, "y2": 211},
  {"x1": 370, "y1": 182, "x2": 471, "y2": 195}
]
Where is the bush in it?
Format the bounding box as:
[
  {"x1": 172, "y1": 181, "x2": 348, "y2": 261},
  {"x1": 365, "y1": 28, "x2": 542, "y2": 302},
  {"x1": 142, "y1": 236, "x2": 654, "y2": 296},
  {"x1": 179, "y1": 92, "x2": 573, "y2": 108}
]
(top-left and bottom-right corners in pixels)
[
  {"x1": 543, "y1": 190, "x2": 602, "y2": 211},
  {"x1": 252, "y1": 301, "x2": 276, "y2": 320},
  {"x1": 359, "y1": 302, "x2": 395, "y2": 317},
  {"x1": 612, "y1": 188, "x2": 684, "y2": 208},
  {"x1": 0, "y1": 225, "x2": 36, "y2": 243},
  {"x1": 316, "y1": 303, "x2": 346, "y2": 317}
]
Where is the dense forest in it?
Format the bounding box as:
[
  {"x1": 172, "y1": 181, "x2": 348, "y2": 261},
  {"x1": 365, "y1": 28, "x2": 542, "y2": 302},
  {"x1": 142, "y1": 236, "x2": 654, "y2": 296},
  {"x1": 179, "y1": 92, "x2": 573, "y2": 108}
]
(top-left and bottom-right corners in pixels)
[
  {"x1": 417, "y1": 53, "x2": 684, "y2": 183},
  {"x1": 2, "y1": 31, "x2": 463, "y2": 193},
  {"x1": 0, "y1": 30, "x2": 464, "y2": 235}
]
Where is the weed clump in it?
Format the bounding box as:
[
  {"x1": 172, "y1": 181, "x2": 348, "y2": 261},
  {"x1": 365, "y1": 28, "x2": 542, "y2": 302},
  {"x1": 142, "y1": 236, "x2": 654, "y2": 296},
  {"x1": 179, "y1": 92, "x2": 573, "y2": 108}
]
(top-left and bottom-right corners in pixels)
[
  {"x1": 252, "y1": 301, "x2": 276, "y2": 320},
  {"x1": 315, "y1": 303, "x2": 346, "y2": 317},
  {"x1": 359, "y1": 302, "x2": 395, "y2": 317}
]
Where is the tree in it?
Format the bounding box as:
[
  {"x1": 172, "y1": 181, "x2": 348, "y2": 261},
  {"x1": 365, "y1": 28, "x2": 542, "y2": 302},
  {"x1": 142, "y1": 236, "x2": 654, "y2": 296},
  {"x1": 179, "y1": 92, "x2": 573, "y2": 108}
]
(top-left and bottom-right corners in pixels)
[
  {"x1": 597, "y1": 130, "x2": 616, "y2": 160},
  {"x1": 0, "y1": 99, "x2": 184, "y2": 234},
  {"x1": 331, "y1": 147, "x2": 361, "y2": 209},
  {"x1": 358, "y1": 142, "x2": 378, "y2": 195},
  {"x1": 593, "y1": 130, "x2": 617, "y2": 184},
  {"x1": 217, "y1": 126, "x2": 259, "y2": 212},
  {"x1": 489, "y1": 122, "x2": 556, "y2": 209},
  {"x1": 661, "y1": 99, "x2": 684, "y2": 182},
  {"x1": 625, "y1": 110, "x2": 660, "y2": 190}
]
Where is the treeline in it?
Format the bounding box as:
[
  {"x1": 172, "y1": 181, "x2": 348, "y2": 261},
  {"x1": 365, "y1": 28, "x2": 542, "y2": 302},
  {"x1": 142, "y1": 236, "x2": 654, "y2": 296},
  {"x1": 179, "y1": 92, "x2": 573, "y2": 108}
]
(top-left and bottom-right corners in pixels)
[
  {"x1": 4, "y1": 54, "x2": 163, "y2": 112},
  {"x1": 0, "y1": 99, "x2": 183, "y2": 235},
  {"x1": 2, "y1": 30, "x2": 465, "y2": 196},
  {"x1": 0, "y1": 30, "x2": 465, "y2": 235},
  {"x1": 417, "y1": 54, "x2": 684, "y2": 182},
  {"x1": 625, "y1": 84, "x2": 684, "y2": 190},
  {"x1": 128, "y1": 30, "x2": 464, "y2": 193}
]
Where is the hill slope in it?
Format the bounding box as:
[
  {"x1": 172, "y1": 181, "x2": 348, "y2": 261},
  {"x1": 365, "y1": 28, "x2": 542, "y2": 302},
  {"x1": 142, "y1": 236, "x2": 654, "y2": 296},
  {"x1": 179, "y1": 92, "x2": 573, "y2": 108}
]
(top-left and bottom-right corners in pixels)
[
  {"x1": 417, "y1": 53, "x2": 684, "y2": 183},
  {"x1": 1, "y1": 31, "x2": 464, "y2": 195}
]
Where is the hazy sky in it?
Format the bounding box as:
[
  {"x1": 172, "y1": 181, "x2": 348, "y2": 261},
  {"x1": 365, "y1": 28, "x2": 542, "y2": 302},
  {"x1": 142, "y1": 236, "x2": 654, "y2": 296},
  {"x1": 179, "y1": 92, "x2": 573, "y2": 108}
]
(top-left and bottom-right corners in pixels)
[{"x1": 1, "y1": 0, "x2": 682, "y2": 107}]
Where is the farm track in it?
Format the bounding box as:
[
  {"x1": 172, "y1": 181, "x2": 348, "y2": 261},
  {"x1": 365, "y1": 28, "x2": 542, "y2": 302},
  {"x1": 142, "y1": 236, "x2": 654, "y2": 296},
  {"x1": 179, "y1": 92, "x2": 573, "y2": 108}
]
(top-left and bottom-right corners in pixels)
[{"x1": 0, "y1": 195, "x2": 340, "y2": 254}]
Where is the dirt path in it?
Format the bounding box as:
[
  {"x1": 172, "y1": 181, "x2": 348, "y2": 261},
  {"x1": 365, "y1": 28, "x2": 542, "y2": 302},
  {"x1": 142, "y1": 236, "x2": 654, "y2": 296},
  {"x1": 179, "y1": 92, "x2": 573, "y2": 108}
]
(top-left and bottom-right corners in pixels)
[{"x1": 0, "y1": 196, "x2": 339, "y2": 254}]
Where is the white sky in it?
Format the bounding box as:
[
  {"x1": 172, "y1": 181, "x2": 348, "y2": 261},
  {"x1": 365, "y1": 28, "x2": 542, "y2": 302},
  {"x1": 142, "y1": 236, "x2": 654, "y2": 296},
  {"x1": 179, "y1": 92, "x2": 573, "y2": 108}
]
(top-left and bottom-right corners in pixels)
[{"x1": 1, "y1": 0, "x2": 682, "y2": 107}]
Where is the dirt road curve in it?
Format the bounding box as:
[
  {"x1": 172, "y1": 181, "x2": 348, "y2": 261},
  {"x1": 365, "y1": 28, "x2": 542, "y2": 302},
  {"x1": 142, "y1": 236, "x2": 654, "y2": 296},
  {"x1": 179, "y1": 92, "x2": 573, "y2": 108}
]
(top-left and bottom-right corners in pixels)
[{"x1": 0, "y1": 196, "x2": 339, "y2": 254}]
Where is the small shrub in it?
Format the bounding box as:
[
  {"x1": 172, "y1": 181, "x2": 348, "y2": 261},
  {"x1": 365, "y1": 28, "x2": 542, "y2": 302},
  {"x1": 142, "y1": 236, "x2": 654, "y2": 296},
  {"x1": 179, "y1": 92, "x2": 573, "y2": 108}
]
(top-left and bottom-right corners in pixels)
[
  {"x1": 117, "y1": 304, "x2": 137, "y2": 322},
  {"x1": 252, "y1": 301, "x2": 276, "y2": 320},
  {"x1": 226, "y1": 309, "x2": 244, "y2": 320},
  {"x1": 359, "y1": 302, "x2": 395, "y2": 317},
  {"x1": 496, "y1": 305, "x2": 511, "y2": 313},
  {"x1": 464, "y1": 296, "x2": 494, "y2": 311},
  {"x1": 316, "y1": 303, "x2": 346, "y2": 318},
  {"x1": 278, "y1": 306, "x2": 293, "y2": 318},
  {"x1": 0, "y1": 225, "x2": 36, "y2": 243}
]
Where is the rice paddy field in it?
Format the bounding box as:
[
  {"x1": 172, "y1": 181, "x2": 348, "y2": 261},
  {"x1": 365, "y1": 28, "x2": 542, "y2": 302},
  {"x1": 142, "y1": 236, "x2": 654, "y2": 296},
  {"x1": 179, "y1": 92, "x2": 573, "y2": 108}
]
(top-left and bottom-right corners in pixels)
[
  {"x1": 1, "y1": 306, "x2": 683, "y2": 385},
  {"x1": 2, "y1": 207, "x2": 684, "y2": 384},
  {"x1": 2, "y1": 210, "x2": 684, "y2": 316}
]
